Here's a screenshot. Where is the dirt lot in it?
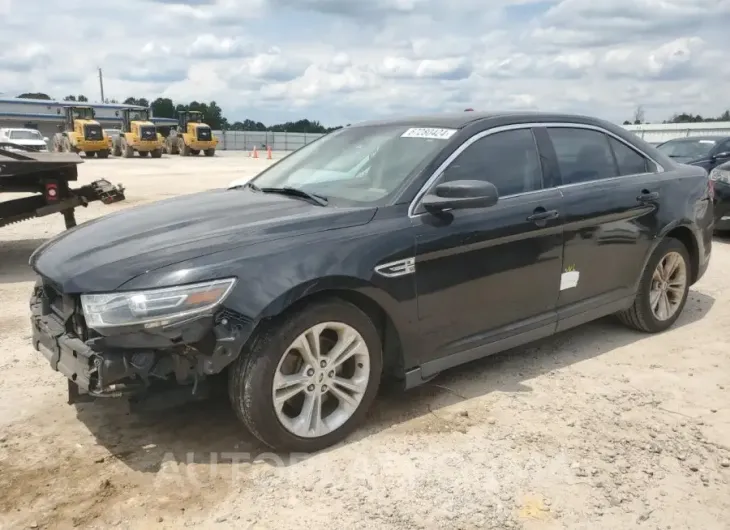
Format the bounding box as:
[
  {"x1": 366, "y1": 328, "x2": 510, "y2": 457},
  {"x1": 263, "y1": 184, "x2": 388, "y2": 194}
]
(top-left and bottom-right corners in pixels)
[{"x1": 1, "y1": 152, "x2": 729, "y2": 530}]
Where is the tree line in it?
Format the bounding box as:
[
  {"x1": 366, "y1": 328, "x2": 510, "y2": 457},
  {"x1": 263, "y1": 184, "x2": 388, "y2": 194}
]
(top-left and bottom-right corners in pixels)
[
  {"x1": 15, "y1": 92, "x2": 341, "y2": 133},
  {"x1": 623, "y1": 105, "x2": 730, "y2": 125}
]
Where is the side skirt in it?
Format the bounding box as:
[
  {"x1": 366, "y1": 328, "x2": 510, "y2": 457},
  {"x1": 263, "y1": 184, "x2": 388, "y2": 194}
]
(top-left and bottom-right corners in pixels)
[{"x1": 404, "y1": 293, "x2": 636, "y2": 390}]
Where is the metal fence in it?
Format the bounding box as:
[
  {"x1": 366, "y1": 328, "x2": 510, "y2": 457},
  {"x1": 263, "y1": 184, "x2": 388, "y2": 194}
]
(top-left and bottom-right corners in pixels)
[{"x1": 213, "y1": 131, "x2": 325, "y2": 151}]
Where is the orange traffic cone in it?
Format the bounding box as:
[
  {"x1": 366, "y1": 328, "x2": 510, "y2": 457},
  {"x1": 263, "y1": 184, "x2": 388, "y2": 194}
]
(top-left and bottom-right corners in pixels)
[
  {"x1": 266, "y1": 145, "x2": 273, "y2": 160},
  {"x1": 251, "y1": 146, "x2": 258, "y2": 158}
]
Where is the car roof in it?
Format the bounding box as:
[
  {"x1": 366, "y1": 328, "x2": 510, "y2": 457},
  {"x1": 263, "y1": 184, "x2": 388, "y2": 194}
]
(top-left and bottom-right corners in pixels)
[{"x1": 348, "y1": 110, "x2": 621, "y2": 130}]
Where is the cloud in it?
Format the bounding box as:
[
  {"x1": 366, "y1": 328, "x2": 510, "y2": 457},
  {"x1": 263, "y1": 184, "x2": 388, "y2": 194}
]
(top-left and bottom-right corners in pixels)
[{"x1": 0, "y1": 0, "x2": 729, "y2": 125}]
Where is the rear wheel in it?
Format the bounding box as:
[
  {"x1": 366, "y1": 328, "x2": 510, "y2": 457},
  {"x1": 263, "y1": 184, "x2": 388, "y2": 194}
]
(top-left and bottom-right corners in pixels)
[
  {"x1": 191, "y1": 149, "x2": 200, "y2": 156},
  {"x1": 85, "y1": 151, "x2": 95, "y2": 158},
  {"x1": 204, "y1": 148, "x2": 215, "y2": 157},
  {"x1": 617, "y1": 237, "x2": 691, "y2": 333},
  {"x1": 150, "y1": 148, "x2": 162, "y2": 158},
  {"x1": 122, "y1": 139, "x2": 134, "y2": 158},
  {"x1": 179, "y1": 139, "x2": 191, "y2": 156},
  {"x1": 138, "y1": 150, "x2": 149, "y2": 157},
  {"x1": 97, "y1": 149, "x2": 109, "y2": 159},
  {"x1": 228, "y1": 299, "x2": 382, "y2": 452}
]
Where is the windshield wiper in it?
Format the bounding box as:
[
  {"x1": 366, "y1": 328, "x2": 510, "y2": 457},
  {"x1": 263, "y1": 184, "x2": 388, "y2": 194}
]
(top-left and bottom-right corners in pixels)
[{"x1": 250, "y1": 184, "x2": 328, "y2": 206}]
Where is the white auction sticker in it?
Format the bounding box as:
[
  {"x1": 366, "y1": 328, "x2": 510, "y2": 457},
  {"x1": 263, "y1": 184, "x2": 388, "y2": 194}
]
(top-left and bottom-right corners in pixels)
[{"x1": 401, "y1": 127, "x2": 457, "y2": 140}]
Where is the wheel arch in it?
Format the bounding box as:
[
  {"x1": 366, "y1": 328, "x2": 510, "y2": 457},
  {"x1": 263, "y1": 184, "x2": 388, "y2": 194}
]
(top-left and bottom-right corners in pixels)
[
  {"x1": 254, "y1": 276, "x2": 408, "y2": 380},
  {"x1": 659, "y1": 222, "x2": 700, "y2": 284}
]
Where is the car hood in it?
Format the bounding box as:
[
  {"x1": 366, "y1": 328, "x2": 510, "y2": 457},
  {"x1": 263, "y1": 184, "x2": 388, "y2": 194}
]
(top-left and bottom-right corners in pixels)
[{"x1": 30, "y1": 187, "x2": 377, "y2": 293}]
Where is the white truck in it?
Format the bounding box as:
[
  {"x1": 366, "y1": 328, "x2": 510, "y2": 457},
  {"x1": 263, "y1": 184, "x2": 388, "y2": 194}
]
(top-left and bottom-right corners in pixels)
[{"x1": 0, "y1": 127, "x2": 50, "y2": 152}]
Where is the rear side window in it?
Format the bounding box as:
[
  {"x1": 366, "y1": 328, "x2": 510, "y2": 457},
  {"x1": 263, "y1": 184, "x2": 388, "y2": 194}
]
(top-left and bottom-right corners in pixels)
[
  {"x1": 440, "y1": 128, "x2": 543, "y2": 196},
  {"x1": 609, "y1": 137, "x2": 656, "y2": 175},
  {"x1": 547, "y1": 128, "x2": 617, "y2": 185}
]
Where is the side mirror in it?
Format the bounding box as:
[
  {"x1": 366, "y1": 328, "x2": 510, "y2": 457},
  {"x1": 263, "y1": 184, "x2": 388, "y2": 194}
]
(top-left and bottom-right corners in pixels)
[
  {"x1": 421, "y1": 179, "x2": 499, "y2": 213},
  {"x1": 43, "y1": 137, "x2": 49, "y2": 142},
  {"x1": 714, "y1": 151, "x2": 730, "y2": 160}
]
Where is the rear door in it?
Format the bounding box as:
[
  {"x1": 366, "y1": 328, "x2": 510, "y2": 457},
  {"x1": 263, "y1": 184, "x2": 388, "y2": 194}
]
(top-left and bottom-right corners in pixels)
[{"x1": 539, "y1": 125, "x2": 665, "y2": 330}]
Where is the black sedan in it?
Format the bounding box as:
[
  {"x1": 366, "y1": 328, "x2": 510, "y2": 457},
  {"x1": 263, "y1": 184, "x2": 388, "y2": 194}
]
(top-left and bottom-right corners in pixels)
[
  {"x1": 656, "y1": 135, "x2": 730, "y2": 172},
  {"x1": 29, "y1": 111, "x2": 713, "y2": 452}
]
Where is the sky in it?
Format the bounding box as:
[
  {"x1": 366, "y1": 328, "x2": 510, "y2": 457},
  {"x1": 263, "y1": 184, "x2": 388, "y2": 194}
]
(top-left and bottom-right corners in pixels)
[{"x1": 0, "y1": 0, "x2": 729, "y2": 126}]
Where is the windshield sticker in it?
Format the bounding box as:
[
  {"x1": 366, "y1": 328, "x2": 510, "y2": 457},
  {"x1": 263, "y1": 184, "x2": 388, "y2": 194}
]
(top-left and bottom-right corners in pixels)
[{"x1": 401, "y1": 128, "x2": 457, "y2": 140}]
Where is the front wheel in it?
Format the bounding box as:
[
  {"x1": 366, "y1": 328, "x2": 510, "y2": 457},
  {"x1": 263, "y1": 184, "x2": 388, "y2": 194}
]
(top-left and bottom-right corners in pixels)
[
  {"x1": 204, "y1": 148, "x2": 215, "y2": 157},
  {"x1": 228, "y1": 299, "x2": 382, "y2": 452},
  {"x1": 617, "y1": 237, "x2": 691, "y2": 333}
]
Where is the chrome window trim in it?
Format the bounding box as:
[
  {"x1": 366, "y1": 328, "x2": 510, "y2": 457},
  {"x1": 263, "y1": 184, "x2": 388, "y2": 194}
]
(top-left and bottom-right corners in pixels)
[{"x1": 408, "y1": 121, "x2": 666, "y2": 218}]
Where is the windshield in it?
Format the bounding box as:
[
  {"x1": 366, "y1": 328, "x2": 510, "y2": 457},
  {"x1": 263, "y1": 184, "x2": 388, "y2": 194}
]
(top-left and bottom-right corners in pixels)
[
  {"x1": 249, "y1": 125, "x2": 454, "y2": 205},
  {"x1": 9, "y1": 130, "x2": 43, "y2": 140},
  {"x1": 657, "y1": 138, "x2": 717, "y2": 159},
  {"x1": 72, "y1": 108, "x2": 94, "y2": 120},
  {"x1": 129, "y1": 110, "x2": 149, "y2": 121}
]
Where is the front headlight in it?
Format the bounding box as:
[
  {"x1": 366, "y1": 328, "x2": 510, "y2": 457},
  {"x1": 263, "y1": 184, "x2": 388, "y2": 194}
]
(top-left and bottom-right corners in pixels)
[
  {"x1": 710, "y1": 167, "x2": 730, "y2": 184},
  {"x1": 81, "y1": 278, "x2": 236, "y2": 329}
]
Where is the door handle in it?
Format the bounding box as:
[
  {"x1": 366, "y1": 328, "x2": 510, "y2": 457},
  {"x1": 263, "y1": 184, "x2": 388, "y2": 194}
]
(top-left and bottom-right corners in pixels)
[
  {"x1": 527, "y1": 209, "x2": 559, "y2": 222},
  {"x1": 637, "y1": 190, "x2": 659, "y2": 202}
]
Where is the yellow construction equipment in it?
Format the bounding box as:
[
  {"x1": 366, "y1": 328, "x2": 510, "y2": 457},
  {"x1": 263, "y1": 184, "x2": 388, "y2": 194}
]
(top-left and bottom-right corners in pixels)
[
  {"x1": 52, "y1": 106, "x2": 110, "y2": 158},
  {"x1": 112, "y1": 108, "x2": 164, "y2": 158},
  {"x1": 164, "y1": 110, "x2": 217, "y2": 156}
]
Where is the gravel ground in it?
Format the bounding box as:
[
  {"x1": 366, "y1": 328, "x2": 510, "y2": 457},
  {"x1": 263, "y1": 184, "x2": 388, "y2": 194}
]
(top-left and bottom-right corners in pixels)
[{"x1": 1, "y1": 152, "x2": 729, "y2": 530}]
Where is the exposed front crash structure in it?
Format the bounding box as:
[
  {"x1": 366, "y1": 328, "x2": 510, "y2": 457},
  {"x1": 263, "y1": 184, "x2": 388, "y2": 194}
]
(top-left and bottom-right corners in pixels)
[{"x1": 30, "y1": 277, "x2": 256, "y2": 409}]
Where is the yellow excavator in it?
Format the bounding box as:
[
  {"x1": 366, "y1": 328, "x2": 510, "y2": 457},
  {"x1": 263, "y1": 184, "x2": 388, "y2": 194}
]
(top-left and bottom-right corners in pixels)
[
  {"x1": 164, "y1": 110, "x2": 217, "y2": 156},
  {"x1": 52, "y1": 106, "x2": 110, "y2": 158},
  {"x1": 112, "y1": 108, "x2": 164, "y2": 158}
]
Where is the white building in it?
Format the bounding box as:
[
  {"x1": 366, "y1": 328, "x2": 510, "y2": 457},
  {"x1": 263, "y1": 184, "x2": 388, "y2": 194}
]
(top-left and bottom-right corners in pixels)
[
  {"x1": 624, "y1": 122, "x2": 730, "y2": 144},
  {"x1": 0, "y1": 97, "x2": 178, "y2": 142}
]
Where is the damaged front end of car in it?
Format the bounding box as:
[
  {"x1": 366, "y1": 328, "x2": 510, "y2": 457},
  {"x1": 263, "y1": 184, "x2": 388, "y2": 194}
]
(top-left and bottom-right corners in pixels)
[{"x1": 30, "y1": 276, "x2": 254, "y2": 410}]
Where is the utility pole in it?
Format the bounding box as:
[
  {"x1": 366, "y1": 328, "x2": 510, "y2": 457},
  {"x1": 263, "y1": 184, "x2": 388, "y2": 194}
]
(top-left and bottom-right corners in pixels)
[{"x1": 98, "y1": 68, "x2": 105, "y2": 103}]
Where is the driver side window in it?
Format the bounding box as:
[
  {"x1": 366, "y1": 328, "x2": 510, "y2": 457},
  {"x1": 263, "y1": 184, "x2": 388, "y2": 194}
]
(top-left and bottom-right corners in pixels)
[{"x1": 440, "y1": 128, "x2": 543, "y2": 196}]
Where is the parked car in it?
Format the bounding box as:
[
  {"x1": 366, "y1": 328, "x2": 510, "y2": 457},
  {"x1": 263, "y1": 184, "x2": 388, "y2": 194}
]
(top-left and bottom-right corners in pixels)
[
  {"x1": 0, "y1": 127, "x2": 49, "y2": 152},
  {"x1": 710, "y1": 161, "x2": 730, "y2": 231},
  {"x1": 655, "y1": 135, "x2": 730, "y2": 172},
  {"x1": 29, "y1": 111, "x2": 713, "y2": 452}
]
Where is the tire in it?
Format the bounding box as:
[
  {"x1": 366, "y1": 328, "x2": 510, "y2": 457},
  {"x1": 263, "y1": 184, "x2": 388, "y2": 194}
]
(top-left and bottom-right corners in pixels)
[
  {"x1": 61, "y1": 137, "x2": 72, "y2": 153},
  {"x1": 204, "y1": 148, "x2": 215, "y2": 157},
  {"x1": 97, "y1": 149, "x2": 109, "y2": 159},
  {"x1": 138, "y1": 150, "x2": 149, "y2": 157},
  {"x1": 617, "y1": 237, "x2": 691, "y2": 333},
  {"x1": 85, "y1": 151, "x2": 95, "y2": 158},
  {"x1": 122, "y1": 140, "x2": 134, "y2": 158},
  {"x1": 228, "y1": 299, "x2": 383, "y2": 452},
  {"x1": 179, "y1": 138, "x2": 191, "y2": 156},
  {"x1": 112, "y1": 143, "x2": 122, "y2": 157},
  {"x1": 150, "y1": 148, "x2": 162, "y2": 158}
]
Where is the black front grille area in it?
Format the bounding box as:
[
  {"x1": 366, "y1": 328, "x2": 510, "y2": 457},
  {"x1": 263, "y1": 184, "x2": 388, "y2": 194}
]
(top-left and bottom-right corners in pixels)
[
  {"x1": 84, "y1": 124, "x2": 103, "y2": 141},
  {"x1": 197, "y1": 127, "x2": 212, "y2": 141},
  {"x1": 140, "y1": 126, "x2": 156, "y2": 141}
]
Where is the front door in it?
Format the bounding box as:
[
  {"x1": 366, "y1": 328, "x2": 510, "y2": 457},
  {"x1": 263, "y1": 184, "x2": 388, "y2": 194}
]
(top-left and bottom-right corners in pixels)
[
  {"x1": 412, "y1": 127, "x2": 564, "y2": 368},
  {"x1": 539, "y1": 125, "x2": 664, "y2": 328}
]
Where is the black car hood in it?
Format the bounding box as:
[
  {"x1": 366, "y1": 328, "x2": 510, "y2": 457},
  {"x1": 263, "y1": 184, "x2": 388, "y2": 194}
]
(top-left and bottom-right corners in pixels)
[{"x1": 30, "y1": 188, "x2": 376, "y2": 292}]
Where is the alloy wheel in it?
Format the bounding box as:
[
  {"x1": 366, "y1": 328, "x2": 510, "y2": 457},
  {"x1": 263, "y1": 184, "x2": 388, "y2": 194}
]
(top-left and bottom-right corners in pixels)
[
  {"x1": 272, "y1": 322, "x2": 370, "y2": 438},
  {"x1": 650, "y1": 251, "x2": 687, "y2": 321}
]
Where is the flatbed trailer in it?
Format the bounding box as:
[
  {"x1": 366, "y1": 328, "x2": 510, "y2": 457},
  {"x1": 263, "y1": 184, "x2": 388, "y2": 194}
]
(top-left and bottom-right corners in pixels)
[{"x1": 0, "y1": 143, "x2": 125, "y2": 229}]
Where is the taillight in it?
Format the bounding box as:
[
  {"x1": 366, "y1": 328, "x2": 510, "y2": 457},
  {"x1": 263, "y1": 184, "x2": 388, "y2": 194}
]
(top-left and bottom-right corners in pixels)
[{"x1": 45, "y1": 182, "x2": 59, "y2": 201}]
